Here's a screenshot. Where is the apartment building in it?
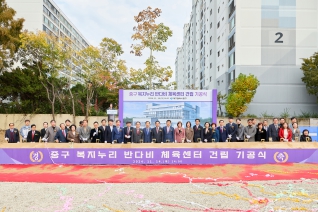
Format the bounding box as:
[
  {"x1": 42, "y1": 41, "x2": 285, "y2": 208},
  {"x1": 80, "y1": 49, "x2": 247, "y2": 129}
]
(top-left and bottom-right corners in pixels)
[
  {"x1": 176, "y1": 0, "x2": 318, "y2": 116},
  {"x1": 7, "y1": 0, "x2": 90, "y2": 82}
]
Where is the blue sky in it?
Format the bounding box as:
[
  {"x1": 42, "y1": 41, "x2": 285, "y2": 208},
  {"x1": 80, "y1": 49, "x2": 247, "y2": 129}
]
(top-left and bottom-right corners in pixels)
[
  {"x1": 123, "y1": 102, "x2": 212, "y2": 119},
  {"x1": 54, "y1": 0, "x2": 192, "y2": 78}
]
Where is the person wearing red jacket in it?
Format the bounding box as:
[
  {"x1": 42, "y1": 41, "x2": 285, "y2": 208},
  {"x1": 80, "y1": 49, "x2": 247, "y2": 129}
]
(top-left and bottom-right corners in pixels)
[{"x1": 278, "y1": 122, "x2": 292, "y2": 142}]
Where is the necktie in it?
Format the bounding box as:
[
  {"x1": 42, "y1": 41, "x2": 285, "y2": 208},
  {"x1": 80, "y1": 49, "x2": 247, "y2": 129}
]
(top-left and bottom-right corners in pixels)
[
  {"x1": 221, "y1": 127, "x2": 223, "y2": 133},
  {"x1": 96, "y1": 129, "x2": 98, "y2": 135},
  {"x1": 147, "y1": 128, "x2": 149, "y2": 134},
  {"x1": 11, "y1": 130, "x2": 13, "y2": 133},
  {"x1": 32, "y1": 131, "x2": 34, "y2": 140},
  {"x1": 167, "y1": 127, "x2": 169, "y2": 133},
  {"x1": 137, "y1": 129, "x2": 139, "y2": 134},
  {"x1": 63, "y1": 130, "x2": 66, "y2": 137},
  {"x1": 157, "y1": 128, "x2": 159, "y2": 133},
  {"x1": 117, "y1": 127, "x2": 119, "y2": 132},
  {"x1": 275, "y1": 125, "x2": 278, "y2": 130},
  {"x1": 127, "y1": 127, "x2": 130, "y2": 135}
]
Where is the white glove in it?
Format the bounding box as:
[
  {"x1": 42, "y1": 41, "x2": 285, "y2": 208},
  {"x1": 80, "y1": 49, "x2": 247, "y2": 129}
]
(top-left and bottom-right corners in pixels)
[
  {"x1": 284, "y1": 139, "x2": 288, "y2": 142},
  {"x1": 174, "y1": 140, "x2": 177, "y2": 143},
  {"x1": 105, "y1": 141, "x2": 107, "y2": 143},
  {"x1": 236, "y1": 137, "x2": 239, "y2": 140},
  {"x1": 228, "y1": 135, "x2": 232, "y2": 138},
  {"x1": 246, "y1": 135, "x2": 251, "y2": 139},
  {"x1": 42, "y1": 138, "x2": 47, "y2": 142},
  {"x1": 204, "y1": 139, "x2": 207, "y2": 142},
  {"x1": 187, "y1": 139, "x2": 191, "y2": 143},
  {"x1": 127, "y1": 135, "x2": 131, "y2": 138},
  {"x1": 24, "y1": 136, "x2": 27, "y2": 139},
  {"x1": 5, "y1": 137, "x2": 9, "y2": 141},
  {"x1": 93, "y1": 132, "x2": 96, "y2": 136}
]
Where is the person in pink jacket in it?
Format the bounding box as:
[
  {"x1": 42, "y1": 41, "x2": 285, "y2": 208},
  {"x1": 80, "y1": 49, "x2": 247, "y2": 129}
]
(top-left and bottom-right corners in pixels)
[{"x1": 174, "y1": 121, "x2": 185, "y2": 143}]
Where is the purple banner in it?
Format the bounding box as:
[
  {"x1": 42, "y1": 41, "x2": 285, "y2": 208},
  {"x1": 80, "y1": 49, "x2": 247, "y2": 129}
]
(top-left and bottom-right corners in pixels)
[{"x1": 1, "y1": 148, "x2": 318, "y2": 165}]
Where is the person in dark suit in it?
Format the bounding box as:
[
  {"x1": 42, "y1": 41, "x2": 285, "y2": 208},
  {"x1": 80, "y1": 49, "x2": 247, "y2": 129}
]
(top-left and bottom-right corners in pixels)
[
  {"x1": 112, "y1": 120, "x2": 124, "y2": 143},
  {"x1": 255, "y1": 123, "x2": 267, "y2": 141},
  {"x1": 193, "y1": 119, "x2": 203, "y2": 142},
  {"x1": 90, "y1": 121, "x2": 101, "y2": 143},
  {"x1": 211, "y1": 123, "x2": 219, "y2": 142},
  {"x1": 163, "y1": 120, "x2": 174, "y2": 142},
  {"x1": 226, "y1": 117, "x2": 238, "y2": 142},
  {"x1": 65, "y1": 119, "x2": 71, "y2": 131},
  {"x1": 99, "y1": 119, "x2": 107, "y2": 143},
  {"x1": 40, "y1": 122, "x2": 48, "y2": 139},
  {"x1": 217, "y1": 120, "x2": 227, "y2": 142},
  {"x1": 300, "y1": 129, "x2": 312, "y2": 142},
  {"x1": 151, "y1": 120, "x2": 163, "y2": 143},
  {"x1": 5, "y1": 123, "x2": 20, "y2": 143},
  {"x1": 131, "y1": 121, "x2": 144, "y2": 143},
  {"x1": 54, "y1": 123, "x2": 68, "y2": 143},
  {"x1": 143, "y1": 121, "x2": 152, "y2": 143},
  {"x1": 105, "y1": 119, "x2": 114, "y2": 143},
  {"x1": 268, "y1": 118, "x2": 280, "y2": 141},
  {"x1": 203, "y1": 122, "x2": 212, "y2": 142},
  {"x1": 27, "y1": 124, "x2": 41, "y2": 142},
  {"x1": 123, "y1": 121, "x2": 133, "y2": 144}
]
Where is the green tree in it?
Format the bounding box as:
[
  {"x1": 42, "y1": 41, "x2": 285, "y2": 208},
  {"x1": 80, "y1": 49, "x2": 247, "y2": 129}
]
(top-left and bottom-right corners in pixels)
[
  {"x1": 217, "y1": 92, "x2": 227, "y2": 117},
  {"x1": 18, "y1": 31, "x2": 72, "y2": 120},
  {"x1": 0, "y1": 0, "x2": 24, "y2": 72},
  {"x1": 300, "y1": 52, "x2": 318, "y2": 101},
  {"x1": 225, "y1": 74, "x2": 260, "y2": 117},
  {"x1": 131, "y1": 7, "x2": 174, "y2": 89},
  {"x1": 76, "y1": 37, "x2": 127, "y2": 119},
  {"x1": 0, "y1": 67, "x2": 49, "y2": 113}
]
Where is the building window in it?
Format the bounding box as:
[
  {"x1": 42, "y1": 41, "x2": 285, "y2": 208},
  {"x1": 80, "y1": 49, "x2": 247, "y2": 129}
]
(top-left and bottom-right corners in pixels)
[
  {"x1": 218, "y1": 7, "x2": 220, "y2": 13},
  {"x1": 210, "y1": 22, "x2": 212, "y2": 29},
  {"x1": 228, "y1": 33, "x2": 235, "y2": 51},
  {"x1": 210, "y1": 63, "x2": 212, "y2": 68},
  {"x1": 222, "y1": 48, "x2": 224, "y2": 52},
  {"x1": 217, "y1": 66, "x2": 220, "y2": 71},
  {"x1": 229, "y1": 52, "x2": 235, "y2": 68},
  {"x1": 210, "y1": 9, "x2": 212, "y2": 15},
  {"x1": 217, "y1": 22, "x2": 220, "y2": 28},
  {"x1": 210, "y1": 77, "x2": 212, "y2": 82},
  {"x1": 217, "y1": 80, "x2": 220, "y2": 86},
  {"x1": 229, "y1": 16, "x2": 235, "y2": 31},
  {"x1": 218, "y1": 36, "x2": 220, "y2": 42},
  {"x1": 210, "y1": 36, "x2": 212, "y2": 42},
  {"x1": 210, "y1": 49, "x2": 212, "y2": 55},
  {"x1": 218, "y1": 51, "x2": 220, "y2": 57},
  {"x1": 222, "y1": 17, "x2": 224, "y2": 21}
]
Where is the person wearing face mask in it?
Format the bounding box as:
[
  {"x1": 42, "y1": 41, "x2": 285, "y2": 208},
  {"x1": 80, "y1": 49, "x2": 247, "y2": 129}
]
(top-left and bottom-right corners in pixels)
[{"x1": 42, "y1": 120, "x2": 60, "y2": 142}]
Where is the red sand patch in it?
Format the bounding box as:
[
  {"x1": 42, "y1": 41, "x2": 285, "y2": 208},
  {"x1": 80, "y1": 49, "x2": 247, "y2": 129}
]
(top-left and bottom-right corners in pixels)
[{"x1": 0, "y1": 163, "x2": 317, "y2": 183}]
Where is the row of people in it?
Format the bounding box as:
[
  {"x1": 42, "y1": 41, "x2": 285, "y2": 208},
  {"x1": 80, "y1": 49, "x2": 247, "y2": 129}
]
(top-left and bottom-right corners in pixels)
[{"x1": 4, "y1": 117, "x2": 313, "y2": 143}]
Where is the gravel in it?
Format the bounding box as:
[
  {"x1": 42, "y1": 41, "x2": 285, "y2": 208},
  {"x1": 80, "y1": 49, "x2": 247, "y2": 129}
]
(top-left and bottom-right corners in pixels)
[{"x1": 0, "y1": 180, "x2": 318, "y2": 212}]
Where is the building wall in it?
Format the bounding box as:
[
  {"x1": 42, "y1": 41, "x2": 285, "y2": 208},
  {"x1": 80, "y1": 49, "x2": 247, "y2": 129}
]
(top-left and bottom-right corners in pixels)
[
  {"x1": 176, "y1": 0, "x2": 318, "y2": 117},
  {"x1": 7, "y1": 0, "x2": 43, "y2": 31}
]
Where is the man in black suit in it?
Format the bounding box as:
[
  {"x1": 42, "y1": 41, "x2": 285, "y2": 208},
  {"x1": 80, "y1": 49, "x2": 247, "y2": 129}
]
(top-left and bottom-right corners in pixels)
[
  {"x1": 226, "y1": 117, "x2": 238, "y2": 142},
  {"x1": 90, "y1": 121, "x2": 101, "y2": 143},
  {"x1": 5, "y1": 123, "x2": 20, "y2": 143},
  {"x1": 105, "y1": 119, "x2": 114, "y2": 143},
  {"x1": 65, "y1": 119, "x2": 71, "y2": 131},
  {"x1": 268, "y1": 118, "x2": 280, "y2": 141},
  {"x1": 123, "y1": 121, "x2": 133, "y2": 144},
  {"x1": 193, "y1": 119, "x2": 203, "y2": 142},
  {"x1": 151, "y1": 121, "x2": 163, "y2": 143},
  {"x1": 27, "y1": 124, "x2": 41, "y2": 142},
  {"x1": 99, "y1": 119, "x2": 107, "y2": 143},
  {"x1": 40, "y1": 122, "x2": 48, "y2": 139}
]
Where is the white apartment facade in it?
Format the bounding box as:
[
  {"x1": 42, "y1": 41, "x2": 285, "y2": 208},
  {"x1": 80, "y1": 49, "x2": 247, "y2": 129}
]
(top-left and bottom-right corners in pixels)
[
  {"x1": 7, "y1": 0, "x2": 90, "y2": 82},
  {"x1": 176, "y1": 0, "x2": 318, "y2": 117}
]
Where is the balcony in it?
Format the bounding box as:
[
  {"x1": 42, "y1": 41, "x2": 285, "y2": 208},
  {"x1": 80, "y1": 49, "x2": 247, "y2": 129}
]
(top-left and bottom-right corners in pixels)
[{"x1": 228, "y1": 42, "x2": 235, "y2": 51}]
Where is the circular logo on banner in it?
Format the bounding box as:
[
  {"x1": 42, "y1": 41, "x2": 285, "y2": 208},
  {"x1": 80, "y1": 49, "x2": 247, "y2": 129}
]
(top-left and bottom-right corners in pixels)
[
  {"x1": 29, "y1": 151, "x2": 44, "y2": 163},
  {"x1": 273, "y1": 152, "x2": 289, "y2": 163}
]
